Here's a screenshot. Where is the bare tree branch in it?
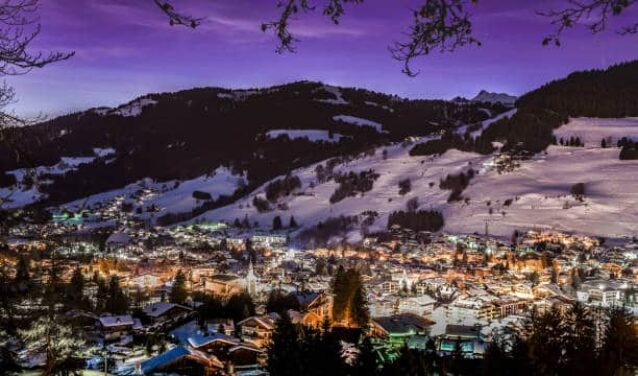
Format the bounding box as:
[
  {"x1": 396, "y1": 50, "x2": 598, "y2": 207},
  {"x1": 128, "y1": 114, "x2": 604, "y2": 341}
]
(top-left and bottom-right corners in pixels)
[
  {"x1": 390, "y1": 0, "x2": 480, "y2": 77},
  {"x1": 0, "y1": 0, "x2": 74, "y2": 168},
  {"x1": 539, "y1": 0, "x2": 638, "y2": 46},
  {"x1": 260, "y1": 0, "x2": 363, "y2": 53},
  {"x1": 153, "y1": 0, "x2": 203, "y2": 28}
]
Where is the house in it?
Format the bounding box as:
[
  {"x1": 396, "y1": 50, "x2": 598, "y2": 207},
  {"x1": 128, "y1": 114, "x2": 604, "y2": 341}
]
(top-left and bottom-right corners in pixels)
[
  {"x1": 438, "y1": 325, "x2": 486, "y2": 358},
  {"x1": 202, "y1": 274, "x2": 243, "y2": 296},
  {"x1": 238, "y1": 313, "x2": 279, "y2": 348},
  {"x1": 188, "y1": 332, "x2": 241, "y2": 355},
  {"x1": 288, "y1": 310, "x2": 322, "y2": 326},
  {"x1": 372, "y1": 313, "x2": 434, "y2": 347},
  {"x1": 397, "y1": 295, "x2": 436, "y2": 316},
  {"x1": 97, "y1": 315, "x2": 139, "y2": 341},
  {"x1": 298, "y1": 291, "x2": 332, "y2": 321},
  {"x1": 143, "y1": 302, "x2": 193, "y2": 325},
  {"x1": 228, "y1": 344, "x2": 266, "y2": 368},
  {"x1": 139, "y1": 346, "x2": 224, "y2": 375}
]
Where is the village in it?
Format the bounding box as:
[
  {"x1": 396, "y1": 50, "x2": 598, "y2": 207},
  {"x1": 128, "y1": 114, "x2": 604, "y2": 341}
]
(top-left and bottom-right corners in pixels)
[{"x1": 1, "y1": 210, "x2": 637, "y2": 375}]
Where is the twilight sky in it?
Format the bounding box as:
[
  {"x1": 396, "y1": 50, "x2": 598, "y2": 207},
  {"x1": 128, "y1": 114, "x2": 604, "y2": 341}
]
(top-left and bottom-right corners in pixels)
[{"x1": 9, "y1": 0, "x2": 638, "y2": 116}]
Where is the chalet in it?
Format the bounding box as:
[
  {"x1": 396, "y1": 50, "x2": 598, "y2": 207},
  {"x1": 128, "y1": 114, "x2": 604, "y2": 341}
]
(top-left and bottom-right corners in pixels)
[
  {"x1": 228, "y1": 344, "x2": 266, "y2": 368},
  {"x1": 238, "y1": 313, "x2": 279, "y2": 348},
  {"x1": 188, "y1": 332, "x2": 240, "y2": 355},
  {"x1": 139, "y1": 345, "x2": 224, "y2": 375},
  {"x1": 288, "y1": 310, "x2": 322, "y2": 326},
  {"x1": 97, "y1": 314, "x2": 139, "y2": 341},
  {"x1": 297, "y1": 291, "x2": 332, "y2": 321},
  {"x1": 143, "y1": 302, "x2": 193, "y2": 325}
]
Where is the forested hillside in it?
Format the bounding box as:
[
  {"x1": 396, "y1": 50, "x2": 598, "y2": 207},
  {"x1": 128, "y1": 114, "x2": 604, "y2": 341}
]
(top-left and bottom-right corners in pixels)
[{"x1": 0, "y1": 81, "x2": 500, "y2": 208}]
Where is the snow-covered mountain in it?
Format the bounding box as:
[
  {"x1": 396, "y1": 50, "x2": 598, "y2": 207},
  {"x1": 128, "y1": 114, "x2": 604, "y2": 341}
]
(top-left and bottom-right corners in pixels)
[{"x1": 471, "y1": 90, "x2": 517, "y2": 106}]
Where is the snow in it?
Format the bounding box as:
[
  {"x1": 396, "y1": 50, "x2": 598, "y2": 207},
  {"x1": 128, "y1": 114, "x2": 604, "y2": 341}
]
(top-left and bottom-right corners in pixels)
[
  {"x1": 364, "y1": 101, "x2": 394, "y2": 112},
  {"x1": 0, "y1": 186, "x2": 44, "y2": 209},
  {"x1": 110, "y1": 97, "x2": 157, "y2": 117},
  {"x1": 192, "y1": 118, "x2": 638, "y2": 242},
  {"x1": 144, "y1": 167, "x2": 246, "y2": 215},
  {"x1": 266, "y1": 129, "x2": 344, "y2": 143},
  {"x1": 190, "y1": 138, "x2": 485, "y2": 240},
  {"x1": 471, "y1": 90, "x2": 517, "y2": 106},
  {"x1": 554, "y1": 117, "x2": 638, "y2": 147},
  {"x1": 333, "y1": 115, "x2": 384, "y2": 132},
  {"x1": 93, "y1": 147, "x2": 116, "y2": 157},
  {"x1": 458, "y1": 109, "x2": 518, "y2": 138},
  {"x1": 63, "y1": 167, "x2": 245, "y2": 221},
  {"x1": 445, "y1": 145, "x2": 638, "y2": 239},
  {"x1": 316, "y1": 85, "x2": 349, "y2": 105},
  {"x1": 1, "y1": 151, "x2": 111, "y2": 209}
]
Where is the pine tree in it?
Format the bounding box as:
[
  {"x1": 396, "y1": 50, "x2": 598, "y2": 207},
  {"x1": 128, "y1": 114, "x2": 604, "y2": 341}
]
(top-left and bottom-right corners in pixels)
[
  {"x1": 19, "y1": 316, "x2": 87, "y2": 376},
  {"x1": 350, "y1": 275, "x2": 370, "y2": 328},
  {"x1": 169, "y1": 270, "x2": 188, "y2": 304},
  {"x1": 267, "y1": 311, "x2": 303, "y2": 376},
  {"x1": 273, "y1": 215, "x2": 283, "y2": 230},
  {"x1": 331, "y1": 266, "x2": 347, "y2": 323},
  {"x1": 105, "y1": 276, "x2": 129, "y2": 314},
  {"x1": 355, "y1": 336, "x2": 378, "y2": 376},
  {"x1": 66, "y1": 267, "x2": 86, "y2": 309},
  {"x1": 289, "y1": 215, "x2": 298, "y2": 228},
  {"x1": 599, "y1": 306, "x2": 638, "y2": 375},
  {"x1": 14, "y1": 256, "x2": 30, "y2": 286}
]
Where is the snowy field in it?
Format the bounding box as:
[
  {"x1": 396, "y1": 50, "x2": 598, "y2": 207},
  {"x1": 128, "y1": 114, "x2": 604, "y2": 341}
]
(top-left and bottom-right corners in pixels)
[
  {"x1": 193, "y1": 117, "x2": 638, "y2": 241},
  {"x1": 64, "y1": 167, "x2": 245, "y2": 219},
  {"x1": 191, "y1": 139, "x2": 487, "y2": 242},
  {"x1": 554, "y1": 117, "x2": 638, "y2": 146},
  {"x1": 1, "y1": 149, "x2": 117, "y2": 209},
  {"x1": 333, "y1": 115, "x2": 385, "y2": 132}
]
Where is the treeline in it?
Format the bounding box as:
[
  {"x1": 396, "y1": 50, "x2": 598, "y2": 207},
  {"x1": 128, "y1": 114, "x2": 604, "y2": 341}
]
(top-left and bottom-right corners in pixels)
[
  {"x1": 265, "y1": 303, "x2": 638, "y2": 376},
  {"x1": 330, "y1": 169, "x2": 380, "y2": 204},
  {"x1": 387, "y1": 210, "x2": 444, "y2": 232},
  {"x1": 409, "y1": 131, "x2": 495, "y2": 157},
  {"x1": 618, "y1": 137, "x2": 638, "y2": 160},
  {"x1": 297, "y1": 215, "x2": 359, "y2": 247},
  {"x1": 265, "y1": 174, "x2": 302, "y2": 202},
  {"x1": 439, "y1": 169, "x2": 475, "y2": 202}
]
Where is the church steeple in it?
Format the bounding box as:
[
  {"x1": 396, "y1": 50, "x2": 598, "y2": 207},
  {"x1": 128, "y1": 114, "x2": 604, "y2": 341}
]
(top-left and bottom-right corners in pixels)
[{"x1": 246, "y1": 260, "x2": 257, "y2": 296}]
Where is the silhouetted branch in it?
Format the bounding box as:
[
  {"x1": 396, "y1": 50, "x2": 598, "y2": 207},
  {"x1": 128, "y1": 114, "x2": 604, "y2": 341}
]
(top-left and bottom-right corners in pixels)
[
  {"x1": 539, "y1": 0, "x2": 638, "y2": 46},
  {"x1": 390, "y1": 0, "x2": 480, "y2": 77},
  {"x1": 0, "y1": 0, "x2": 73, "y2": 166},
  {"x1": 153, "y1": 0, "x2": 202, "y2": 28},
  {"x1": 260, "y1": 0, "x2": 362, "y2": 53}
]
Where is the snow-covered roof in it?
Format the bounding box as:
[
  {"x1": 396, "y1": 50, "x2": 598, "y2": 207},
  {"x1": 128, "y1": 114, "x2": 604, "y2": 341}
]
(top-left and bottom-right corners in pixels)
[
  {"x1": 98, "y1": 315, "x2": 134, "y2": 328},
  {"x1": 187, "y1": 332, "x2": 240, "y2": 348},
  {"x1": 140, "y1": 346, "x2": 223, "y2": 374},
  {"x1": 143, "y1": 302, "x2": 191, "y2": 318},
  {"x1": 106, "y1": 232, "x2": 130, "y2": 245}
]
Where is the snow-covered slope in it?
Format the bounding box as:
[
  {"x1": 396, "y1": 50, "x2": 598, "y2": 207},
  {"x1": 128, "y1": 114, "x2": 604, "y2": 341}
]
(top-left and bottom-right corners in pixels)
[
  {"x1": 191, "y1": 117, "x2": 638, "y2": 241},
  {"x1": 1, "y1": 149, "x2": 117, "y2": 209},
  {"x1": 63, "y1": 167, "x2": 246, "y2": 220},
  {"x1": 190, "y1": 140, "x2": 488, "y2": 241}
]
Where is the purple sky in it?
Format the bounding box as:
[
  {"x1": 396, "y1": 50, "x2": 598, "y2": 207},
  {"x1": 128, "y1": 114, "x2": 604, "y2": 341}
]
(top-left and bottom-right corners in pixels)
[{"x1": 9, "y1": 0, "x2": 638, "y2": 116}]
